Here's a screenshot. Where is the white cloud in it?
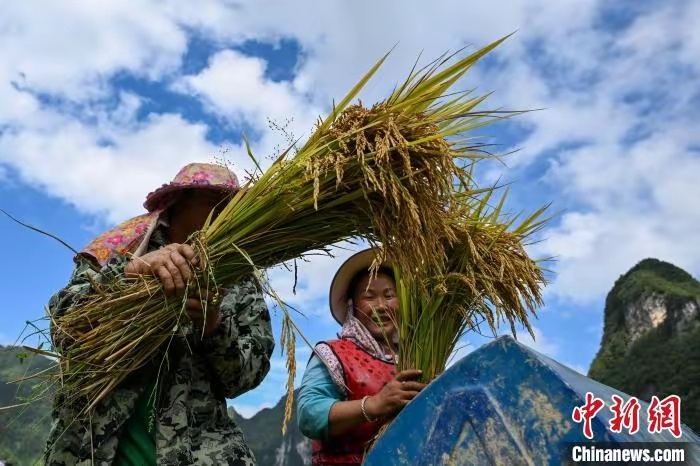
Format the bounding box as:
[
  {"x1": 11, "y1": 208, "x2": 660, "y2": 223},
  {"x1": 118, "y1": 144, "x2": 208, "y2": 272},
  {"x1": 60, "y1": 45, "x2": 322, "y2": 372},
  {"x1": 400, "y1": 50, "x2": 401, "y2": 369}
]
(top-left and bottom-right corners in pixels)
[
  {"x1": 195, "y1": 0, "x2": 603, "y2": 110},
  {"x1": 0, "y1": 2, "x2": 260, "y2": 228},
  {"x1": 4, "y1": 3, "x2": 697, "y2": 307},
  {"x1": 262, "y1": 241, "x2": 369, "y2": 316},
  {"x1": 0, "y1": 106, "x2": 224, "y2": 224},
  {"x1": 532, "y1": 129, "x2": 700, "y2": 304},
  {"x1": 1, "y1": 1, "x2": 186, "y2": 102},
  {"x1": 515, "y1": 326, "x2": 559, "y2": 357},
  {"x1": 471, "y1": 2, "x2": 700, "y2": 303},
  {"x1": 2, "y1": 0, "x2": 700, "y2": 417},
  {"x1": 174, "y1": 50, "x2": 319, "y2": 135}
]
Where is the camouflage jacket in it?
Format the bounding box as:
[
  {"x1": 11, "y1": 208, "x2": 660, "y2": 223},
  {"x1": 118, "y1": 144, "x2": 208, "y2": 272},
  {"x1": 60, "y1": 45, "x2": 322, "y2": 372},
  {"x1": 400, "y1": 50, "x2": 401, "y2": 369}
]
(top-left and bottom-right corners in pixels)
[{"x1": 44, "y1": 228, "x2": 275, "y2": 465}]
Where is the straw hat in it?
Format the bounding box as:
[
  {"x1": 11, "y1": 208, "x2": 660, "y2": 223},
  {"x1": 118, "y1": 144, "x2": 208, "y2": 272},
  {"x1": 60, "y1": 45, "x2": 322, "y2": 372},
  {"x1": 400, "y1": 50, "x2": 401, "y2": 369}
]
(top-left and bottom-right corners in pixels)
[
  {"x1": 143, "y1": 162, "x2": 240, "y2": 212},
  {"x1": 328, "y1": 248, "x2": 393, "y2": 324}
]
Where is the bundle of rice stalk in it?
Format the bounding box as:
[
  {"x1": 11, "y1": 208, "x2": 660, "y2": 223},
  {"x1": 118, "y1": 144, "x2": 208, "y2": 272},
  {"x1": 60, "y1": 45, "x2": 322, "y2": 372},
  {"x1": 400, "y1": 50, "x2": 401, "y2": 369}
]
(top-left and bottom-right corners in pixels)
[
  {"x1": 368, "y1": 184, "x2": 551, "y2": 445},
  {"x1": 51, "y1": 36, "x2": 519, "y2": 421},
  {"x1": 395, "y1": 186, "x2": 548, "y2": 382}
]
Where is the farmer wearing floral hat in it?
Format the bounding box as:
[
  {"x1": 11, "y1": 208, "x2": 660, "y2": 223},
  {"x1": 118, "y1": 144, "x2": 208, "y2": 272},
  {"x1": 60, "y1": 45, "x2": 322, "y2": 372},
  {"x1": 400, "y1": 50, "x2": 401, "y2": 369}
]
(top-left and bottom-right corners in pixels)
[
  {"x1": 296, "y1": 248, "x2": 427, "y2": 465},
  {"x1": 44, "y1": 163, "x2": 274, "y2": 466}
]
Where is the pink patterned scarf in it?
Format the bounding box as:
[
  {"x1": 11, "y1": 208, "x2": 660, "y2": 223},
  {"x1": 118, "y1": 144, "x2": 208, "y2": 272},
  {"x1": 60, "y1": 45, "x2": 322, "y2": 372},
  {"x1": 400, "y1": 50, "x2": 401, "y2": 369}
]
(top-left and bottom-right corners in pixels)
[{"x1": 77, "y1": 209, "x2": 165, "y2": 268}]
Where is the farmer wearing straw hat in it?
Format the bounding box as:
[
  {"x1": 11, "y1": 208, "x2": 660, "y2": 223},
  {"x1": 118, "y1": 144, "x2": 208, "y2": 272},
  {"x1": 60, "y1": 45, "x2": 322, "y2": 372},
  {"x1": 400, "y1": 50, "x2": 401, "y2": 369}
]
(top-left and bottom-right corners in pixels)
[
  {"x1": 44, "y1": 163, "x2": 274, "y2": 466},
  {"x1": 297, "y1": 248, "x2": 427, "y2": 465}
]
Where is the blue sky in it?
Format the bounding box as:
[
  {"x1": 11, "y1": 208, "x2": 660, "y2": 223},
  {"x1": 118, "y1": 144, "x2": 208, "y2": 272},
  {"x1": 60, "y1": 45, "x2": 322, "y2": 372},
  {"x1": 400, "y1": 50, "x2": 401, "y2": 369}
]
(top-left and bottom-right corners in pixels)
[{"x1": 1, "y1": 1, "x2": 699, "y2": 418}]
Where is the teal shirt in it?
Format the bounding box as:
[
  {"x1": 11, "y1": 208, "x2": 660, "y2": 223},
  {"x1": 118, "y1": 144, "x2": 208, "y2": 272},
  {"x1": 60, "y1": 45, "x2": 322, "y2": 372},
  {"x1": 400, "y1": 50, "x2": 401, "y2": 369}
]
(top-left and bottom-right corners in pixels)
[
  {"x1": 297, "y1": 356, "x2": 344, "y2": 440},
  {"x1": 114, "y1": 378, "x2": 158, "y2": 465}
]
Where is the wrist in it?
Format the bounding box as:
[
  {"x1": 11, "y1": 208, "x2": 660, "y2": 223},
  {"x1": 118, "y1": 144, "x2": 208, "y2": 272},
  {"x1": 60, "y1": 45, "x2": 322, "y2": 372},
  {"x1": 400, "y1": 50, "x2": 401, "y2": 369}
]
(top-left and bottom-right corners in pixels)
[
  {"x1": 362, "y1": 395, "x2": 381, "y2": 422},
  {"x1": 123, "y1": 259, "x2": 137, "y2": 276}
]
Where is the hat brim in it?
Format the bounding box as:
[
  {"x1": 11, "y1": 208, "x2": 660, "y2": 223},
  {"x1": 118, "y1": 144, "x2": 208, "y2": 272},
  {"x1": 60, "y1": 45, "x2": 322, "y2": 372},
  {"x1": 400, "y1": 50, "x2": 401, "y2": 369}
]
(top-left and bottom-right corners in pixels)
[
  {"x1": 143, "y1": 183, "x2": 239, "y2": 212},
  {"x1": 328, "y1": 248, "x2": 391, "y2": 325}
]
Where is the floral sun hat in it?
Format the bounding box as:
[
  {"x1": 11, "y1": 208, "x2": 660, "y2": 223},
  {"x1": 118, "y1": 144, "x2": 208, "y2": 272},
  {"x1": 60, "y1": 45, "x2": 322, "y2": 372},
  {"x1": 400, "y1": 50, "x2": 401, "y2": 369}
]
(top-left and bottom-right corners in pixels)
[
  {"x1": 143, "y1": 162, "x2": 241, "y2": 212},
  {"x1": 80, "y1": 162, "x2": 240, "y2": 267}
]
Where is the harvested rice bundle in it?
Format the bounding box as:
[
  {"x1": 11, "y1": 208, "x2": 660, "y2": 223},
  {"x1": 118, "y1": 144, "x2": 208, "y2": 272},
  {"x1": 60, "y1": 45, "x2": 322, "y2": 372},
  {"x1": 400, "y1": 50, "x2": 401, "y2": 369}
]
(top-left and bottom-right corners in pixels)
[
  {"x1": 366, "y1": 187, "x2": 550, "y2": 446},
  {"x1": 396, "y1": 185, "x2": 550, "y2": 381},
  {"x1": 51, "y1": 37, "x2": 516, "y2": 420}
]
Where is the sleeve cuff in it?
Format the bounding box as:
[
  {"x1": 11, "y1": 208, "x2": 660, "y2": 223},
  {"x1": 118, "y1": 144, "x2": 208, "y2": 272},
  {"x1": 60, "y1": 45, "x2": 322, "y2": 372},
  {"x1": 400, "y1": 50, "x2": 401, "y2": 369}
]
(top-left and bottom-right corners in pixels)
[{"x1": 100, "y1": 255, "x2": 130, "y2": 282}]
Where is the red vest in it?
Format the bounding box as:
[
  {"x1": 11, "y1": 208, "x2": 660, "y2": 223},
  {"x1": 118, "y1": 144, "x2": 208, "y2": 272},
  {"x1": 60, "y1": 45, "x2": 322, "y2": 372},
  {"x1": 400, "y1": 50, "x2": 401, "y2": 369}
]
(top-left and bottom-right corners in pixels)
[{"x1": 312, "y1": 339, "x2": 396, "y2": 466}]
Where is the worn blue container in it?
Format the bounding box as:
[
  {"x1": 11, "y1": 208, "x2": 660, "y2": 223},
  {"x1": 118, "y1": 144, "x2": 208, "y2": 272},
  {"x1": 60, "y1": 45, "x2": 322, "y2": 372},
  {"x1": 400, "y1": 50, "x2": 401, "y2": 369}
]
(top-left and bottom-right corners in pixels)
[{"x1": 363, "y1": 336, "x2": 700, "y2": 465}]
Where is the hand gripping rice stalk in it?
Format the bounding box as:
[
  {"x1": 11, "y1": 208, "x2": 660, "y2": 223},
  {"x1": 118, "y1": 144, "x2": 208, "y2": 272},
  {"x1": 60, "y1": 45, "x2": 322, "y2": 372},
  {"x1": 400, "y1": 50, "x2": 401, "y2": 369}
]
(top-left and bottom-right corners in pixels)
[{"x1": 50, "y1": 36, "x2": 521, "y2": 426}]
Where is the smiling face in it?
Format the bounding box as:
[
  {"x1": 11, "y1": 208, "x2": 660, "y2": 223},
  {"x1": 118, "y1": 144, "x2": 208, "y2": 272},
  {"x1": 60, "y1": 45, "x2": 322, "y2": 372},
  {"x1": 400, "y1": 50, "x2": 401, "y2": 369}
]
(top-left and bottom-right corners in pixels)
[{"x1": 350, "y1": 269, "x2": 399, "y2": 344}]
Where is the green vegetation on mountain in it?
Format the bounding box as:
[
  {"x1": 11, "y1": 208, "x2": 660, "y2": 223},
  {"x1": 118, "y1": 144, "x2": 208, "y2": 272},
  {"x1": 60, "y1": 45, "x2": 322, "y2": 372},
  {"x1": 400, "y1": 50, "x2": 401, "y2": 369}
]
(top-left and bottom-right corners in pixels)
[
  {"x1": 588, "y1": 258, "x2": 700, "y2": 432},
  {"x1": 229, "y1": 391, "x2": 310, "y2": 466},
  {"x1": 0, "y1": 346, "x2": 55, "y2": 465},
  {"x1": 0, "y1": 345, "x2": 310, "y2": 465}
]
